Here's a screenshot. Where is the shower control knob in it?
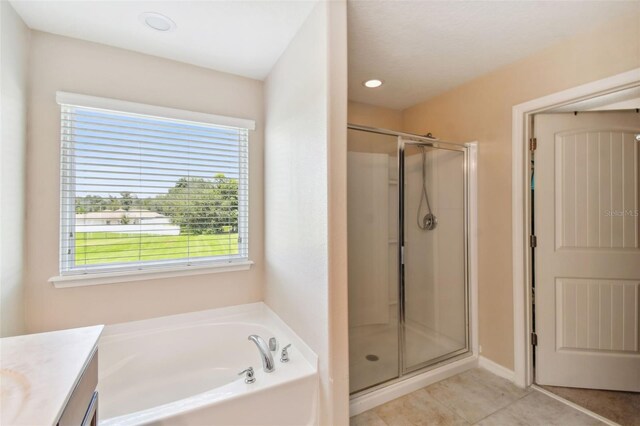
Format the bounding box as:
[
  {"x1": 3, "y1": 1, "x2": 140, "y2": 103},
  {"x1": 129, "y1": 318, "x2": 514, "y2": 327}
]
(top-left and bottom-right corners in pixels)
[
  {"x1": 238, "y1": 367, "x2": 256, "y2": 384},
  {"x1": 280, "y1": 344, "x2": 292, "y2": 363},
  {"x1": 269, "y1": 337, "x2": 278, "y2": 352},
  {"x1": 423, "y1": 213, "x2": 437, "y2": 230}
]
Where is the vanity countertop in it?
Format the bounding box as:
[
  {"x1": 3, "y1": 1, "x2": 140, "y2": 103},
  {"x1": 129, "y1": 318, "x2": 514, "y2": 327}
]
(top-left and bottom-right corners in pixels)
[{"x1": 0, "y1": 325, "x2": 103, "y2": 426}]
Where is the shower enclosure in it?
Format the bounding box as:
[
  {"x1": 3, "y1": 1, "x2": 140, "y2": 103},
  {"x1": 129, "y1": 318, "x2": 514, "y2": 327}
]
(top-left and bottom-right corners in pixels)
[{"x1": 348, "y1": 125, "x2": 470, "y2": 395}]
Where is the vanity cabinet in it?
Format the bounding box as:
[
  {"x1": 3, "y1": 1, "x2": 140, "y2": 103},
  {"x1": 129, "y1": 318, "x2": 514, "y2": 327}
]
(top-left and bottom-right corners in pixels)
[
  {"x1": 0, "y1": 325, "x2": 103, "y2": 426},
  {"x1": 58, "y1": 350, "x2": 99, "y2": 426}
]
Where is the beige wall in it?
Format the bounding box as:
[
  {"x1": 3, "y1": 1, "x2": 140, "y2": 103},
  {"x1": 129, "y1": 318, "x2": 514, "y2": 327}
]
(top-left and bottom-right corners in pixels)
[
  {"x1": 0, "y1": 1, "x2": 30, "y2": 337},
  {"x1": 264, "y1": 1, "x2": 348, "y2": 423},
  {"x1": 25, "y1": 32, "x2": 264, "y2": 333},
  {"x1": 348, "y1": 100, "x2": 402, "y2": 131},
  {"x1": 402, "y1": 12, "x2": 640, "y2": 369}
]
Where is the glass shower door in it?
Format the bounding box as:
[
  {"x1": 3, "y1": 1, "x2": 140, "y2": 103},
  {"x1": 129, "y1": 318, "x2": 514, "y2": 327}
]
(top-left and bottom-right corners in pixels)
[
  {"x1": 347, "y1": 128, "x2": 399, "y2": 393},
  {"x1": 400, "y1": 139, "x2": 468, "y2": 373},
  {"x1": 347, "y1": 127, "x2": 470, "y2": 395}
]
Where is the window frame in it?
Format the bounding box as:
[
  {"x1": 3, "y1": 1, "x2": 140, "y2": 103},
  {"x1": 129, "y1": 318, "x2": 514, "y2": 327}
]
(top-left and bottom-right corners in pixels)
[{"x1": 52, "y1": 92, "x2": 255, "y2": 285}]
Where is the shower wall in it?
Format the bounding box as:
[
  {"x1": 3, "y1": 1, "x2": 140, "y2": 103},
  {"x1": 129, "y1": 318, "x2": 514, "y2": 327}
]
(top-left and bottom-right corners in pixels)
[
  {"x1": 347, "y1": 129, "x2": 398, "y2": 393},
  {"x1": 403, "y1": 148, "x2": 466, "y2": 369},
  {"x1": 347, "y1": 148, "x2": 465, "y2": 342},
  {"x1": 347, "y1": 151, "x2": 390, "y2": 328},
  {"x1": 347, "y1": 130, "x2": 398, "y2": 329}
]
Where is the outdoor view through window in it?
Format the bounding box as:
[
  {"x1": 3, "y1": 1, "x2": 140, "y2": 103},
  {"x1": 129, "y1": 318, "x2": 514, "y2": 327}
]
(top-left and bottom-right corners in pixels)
[{"x1": 59, "y1": 102, "x2": 249, "y2": 274}]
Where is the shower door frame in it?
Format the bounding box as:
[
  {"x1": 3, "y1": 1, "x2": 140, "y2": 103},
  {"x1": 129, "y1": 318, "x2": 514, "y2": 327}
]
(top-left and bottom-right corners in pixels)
[
  {"x1": 347, "y1": 124, "x2": 476, "y2": 400},
  {"x1": 398, "y1": 136, "x2": 471, "y2": 376}
]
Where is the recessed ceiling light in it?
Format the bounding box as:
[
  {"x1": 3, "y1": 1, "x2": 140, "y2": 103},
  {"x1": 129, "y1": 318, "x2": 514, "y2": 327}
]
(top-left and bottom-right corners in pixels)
[
  {"x1": 139, "y1": 12, "x2": 176, "y2": 32},
  {"x1": 363, "y1": 79, "x2": 383, "y2": 88}
]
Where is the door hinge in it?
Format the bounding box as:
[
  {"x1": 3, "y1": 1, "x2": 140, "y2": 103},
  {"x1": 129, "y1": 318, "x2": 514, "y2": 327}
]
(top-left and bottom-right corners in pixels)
[
  {"x1": 531, "y1": 332, "x2": 538, "y2": 346},
  {"x1": 529, "y1": 138, "x2": 537, "y2": 151},
  {"x1": 530, "y1": 235, "x2": 537, "y2": 248},
  {"x1": 400, "y1": 246, "x2": 405, "y2": 265}
]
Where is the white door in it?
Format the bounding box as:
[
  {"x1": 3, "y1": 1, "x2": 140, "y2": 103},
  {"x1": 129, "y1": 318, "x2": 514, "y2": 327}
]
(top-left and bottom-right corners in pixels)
[{"x1": 535, "y1": 111, "x2": 640, "y2": 391}]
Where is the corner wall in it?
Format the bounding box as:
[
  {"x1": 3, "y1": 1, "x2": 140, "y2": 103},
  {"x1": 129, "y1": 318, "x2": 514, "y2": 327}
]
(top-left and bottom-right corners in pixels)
[
  {"x1": 328, "y1": 0, "x2": 349, "y2": 421},
  {"x1": 264, "y1": 1, "x2": 348, "y2": 423},
  {"x1": 402, "y1": 11, "x2": 640, "y2": 370},
  {"x1": 24, "y1": 32, "x2": 265, "y2": 333},
  {"x1": 1, "y1": 1, "x2": 30, "y2": 337}
]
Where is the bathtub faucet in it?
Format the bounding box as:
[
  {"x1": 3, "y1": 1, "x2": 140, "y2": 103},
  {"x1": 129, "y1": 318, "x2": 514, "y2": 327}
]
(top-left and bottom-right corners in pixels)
[{"x1": 248, "y1": 335, "x2": 275, "y2": 373}]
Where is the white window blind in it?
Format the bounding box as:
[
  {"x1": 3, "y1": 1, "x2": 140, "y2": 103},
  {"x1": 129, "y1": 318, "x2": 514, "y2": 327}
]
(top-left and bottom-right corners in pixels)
[{"x1": 58, "y1": 93, "x2": 250, "y2": 275}]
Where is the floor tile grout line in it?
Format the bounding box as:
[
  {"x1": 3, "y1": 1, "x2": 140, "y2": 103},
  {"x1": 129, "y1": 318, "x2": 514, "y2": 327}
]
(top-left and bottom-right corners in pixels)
[
  {"x1": 373, "y1": 387, "x2": 472, "y2": 426},
  {"x1": 421, "y1": 388, "x2": 477, "y2": 423},
  {"x1": 414, "y1": 370, "x2": 528, "y2": 424},
  {"x1": 422, "y1": 389, "x2": 473, "y2": 426},
  {"x1": 455, "y1": 369, "x2": 530, "y2": 423},
  {"x1": 469, "y1": 389, "x2": 533, "y2": 425}
]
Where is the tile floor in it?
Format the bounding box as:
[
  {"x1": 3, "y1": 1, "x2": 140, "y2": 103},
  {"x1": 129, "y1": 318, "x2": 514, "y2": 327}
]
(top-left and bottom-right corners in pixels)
[
  {"x1": 541, "y1": 385, "x2": 639, "y2": 426},
  {"x1": 350, "y1": 368, "x2": 605, "y2": 426}
]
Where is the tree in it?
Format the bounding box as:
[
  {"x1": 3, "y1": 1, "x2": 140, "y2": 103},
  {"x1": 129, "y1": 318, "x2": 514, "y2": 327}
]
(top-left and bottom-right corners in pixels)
[
  {"x1": 74, "y1": 175, "x2": 238, "y2": 235},
  {"x1": 157, "y1": 174, "x2": 238, "y2": 234},
  {"x1": 120, "y1": 192, "x2": 135, "y2": 211},
  {"x1": 75, "y1": 194, "x2": 109, "y2": 213}
]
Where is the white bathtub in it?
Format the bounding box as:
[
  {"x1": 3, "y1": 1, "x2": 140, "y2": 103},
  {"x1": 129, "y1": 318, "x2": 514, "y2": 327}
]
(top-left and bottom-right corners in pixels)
[{"x1": 97, "y1": 302, "x2": 318, "y2": 425}]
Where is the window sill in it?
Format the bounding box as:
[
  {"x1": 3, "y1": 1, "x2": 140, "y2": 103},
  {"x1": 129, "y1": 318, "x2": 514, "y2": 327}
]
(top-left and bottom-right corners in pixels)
[{"x1": 49, "y1": 261, "x2": 254, "y2": 288}]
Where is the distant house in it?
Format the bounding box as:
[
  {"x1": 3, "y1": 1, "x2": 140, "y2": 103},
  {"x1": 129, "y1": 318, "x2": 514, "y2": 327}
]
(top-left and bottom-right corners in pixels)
[{"x1": 75, "y1": 209, "x2": 180, "y2": 235}]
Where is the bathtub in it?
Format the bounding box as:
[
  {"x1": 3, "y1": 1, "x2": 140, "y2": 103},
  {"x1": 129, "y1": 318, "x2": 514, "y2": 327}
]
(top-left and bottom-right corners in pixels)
[{"x1": 97, "y1": 302, "x2": 318, "y2": 426}]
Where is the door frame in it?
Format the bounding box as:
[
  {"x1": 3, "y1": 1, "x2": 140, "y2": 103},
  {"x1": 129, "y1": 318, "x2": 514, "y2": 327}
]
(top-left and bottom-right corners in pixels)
[{"x1": 511, "y1": 67, "x2": 640, "y2": 388}]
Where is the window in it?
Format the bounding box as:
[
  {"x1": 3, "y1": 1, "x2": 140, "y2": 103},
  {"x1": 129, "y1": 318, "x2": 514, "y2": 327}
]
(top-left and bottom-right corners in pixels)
[{"x1": 57, "y1": 92, "x2": 252, "y2": 277}]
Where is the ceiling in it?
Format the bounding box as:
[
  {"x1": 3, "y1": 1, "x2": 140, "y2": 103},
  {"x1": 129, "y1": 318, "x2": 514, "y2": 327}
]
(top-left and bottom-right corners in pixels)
[
  {"x1": 348, "y1": 1, "x2": 639, "y2": 110},
  {"x1": 10, "y1": 1, "x2": 638, "y2": 105},
  {"x1": 9, "y1": 0, "x2": 317, "y2": 80}
]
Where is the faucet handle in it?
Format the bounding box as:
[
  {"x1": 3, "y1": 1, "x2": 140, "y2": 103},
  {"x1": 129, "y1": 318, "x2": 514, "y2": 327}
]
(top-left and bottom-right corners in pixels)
[
  {"x1": 280, "y1": 344, "x2": 292, "y2": 363},
  {"x1": 269, "y1": 337, "x2": 278, "y2": 352},
  {"x1": 238, "y1": 367, "x2": 256, "y2": 384}
]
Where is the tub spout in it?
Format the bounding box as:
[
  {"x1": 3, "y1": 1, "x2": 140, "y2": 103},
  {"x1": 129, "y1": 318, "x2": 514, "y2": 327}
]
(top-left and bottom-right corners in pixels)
[{"x1": 248, "y1": 335, "x2": 275, "y2": 373}]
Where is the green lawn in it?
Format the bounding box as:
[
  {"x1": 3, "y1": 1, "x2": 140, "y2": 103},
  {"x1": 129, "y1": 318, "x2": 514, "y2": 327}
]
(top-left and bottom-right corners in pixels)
[{"x1": 75, "y1": 232, "x2": 238, "y2": 265}]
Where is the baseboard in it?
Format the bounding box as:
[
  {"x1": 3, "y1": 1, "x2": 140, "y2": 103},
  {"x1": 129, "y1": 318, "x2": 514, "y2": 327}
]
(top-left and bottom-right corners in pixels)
[
  {"x1": 349, "y1": 354, "x2": 478, "y2": 417},
  {"x1": 478, "y1": 356, "x2": 515, "y2": 382}
]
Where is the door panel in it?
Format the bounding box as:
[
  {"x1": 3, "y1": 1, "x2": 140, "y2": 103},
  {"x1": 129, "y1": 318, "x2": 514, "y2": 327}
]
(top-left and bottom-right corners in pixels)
[
  {"x1": 555, "y1": 129, "x2": 639, "y2": 250},
  {"x1": 535, "y1": 111, "x2": 640, "y2": 391},
  {"x1": 555, "y1": 278, "x2": 639, "y2": 352}
]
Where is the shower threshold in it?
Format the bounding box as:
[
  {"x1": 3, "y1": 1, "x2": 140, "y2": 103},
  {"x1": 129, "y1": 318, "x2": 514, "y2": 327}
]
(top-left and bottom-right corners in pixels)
[
  {"x1": 350, "y1": 348, "x2": 473, "y2": 398},
  {"x1": 349, "y1": 351, "x2": 477, "y2": 416}
]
